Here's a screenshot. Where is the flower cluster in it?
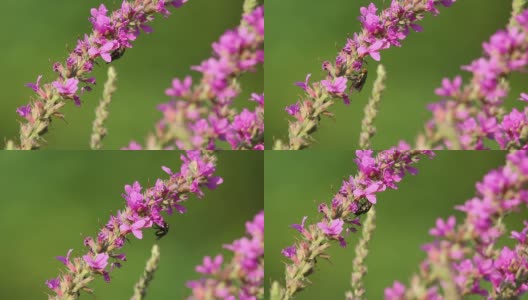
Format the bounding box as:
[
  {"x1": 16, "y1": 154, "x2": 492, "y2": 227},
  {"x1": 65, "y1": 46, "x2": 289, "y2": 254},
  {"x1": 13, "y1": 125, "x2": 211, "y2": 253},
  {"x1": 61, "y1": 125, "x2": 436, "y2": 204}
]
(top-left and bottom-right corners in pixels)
[
  {"x1": 386, "y1": 151, "x2": 528, "y2": 299},
  {"x1": 414, "y1": 9, "x2": 528, "y2": 150},
  {"x1": 124, "y1": 5, "x2": 264, "y2": 150},
  {"x1": 276, "y1": 150, "x2": 434, "y2": 299},
  {"x1": 187, "y1": 211, "x2": 264, "y2": 300},
  {"x1": 276, "y1": 0, "x2": 454, "y2": 150},
  {"x1": 14, "y1": 0, "x2": 187, "y2": 150},
  {"x1": 45, "y1": 151, "x2": 222, "y2": 300}
]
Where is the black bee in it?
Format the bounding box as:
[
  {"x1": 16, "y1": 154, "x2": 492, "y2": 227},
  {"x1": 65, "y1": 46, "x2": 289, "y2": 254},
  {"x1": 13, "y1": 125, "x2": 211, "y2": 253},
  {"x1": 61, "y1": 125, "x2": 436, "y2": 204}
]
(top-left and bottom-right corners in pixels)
[
  {"x1": 354, "y1": 199, "x2": 372, "y2": 216},
  {"x1": 348, "y1": 68, "x2": 369, "y2": 92},
  {"x1": 110, "y1": 48, "x2": 126, "y2": 62},
  {"x1": 154, "y1": 222, "x2": 169, "y2": 240}
]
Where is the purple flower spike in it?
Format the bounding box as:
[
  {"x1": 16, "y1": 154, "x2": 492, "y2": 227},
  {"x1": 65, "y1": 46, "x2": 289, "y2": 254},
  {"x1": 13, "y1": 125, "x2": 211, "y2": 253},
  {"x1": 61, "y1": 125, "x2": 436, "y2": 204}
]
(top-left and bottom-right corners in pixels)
[
  {"x1": 48, "y1": 151, "x2": 221, "y2": 298},
  {"x1": 17, "y1": 0, "x2": 191, "y2": 150},
  {"x1": 390, "y1": 150, "x2": 528, "y2": 299},
  {"x1": 281, "y1": 0, "x2": 455, "y2": 149},
  {"x1": 188, "y1": 211, "x2": 264, "y2": 299},
  {"x1": 281, "y1": 150, "x2": 433, "y2": 297},
  {"x1": 128, "y1": 6, "x2": 264, "y2": 150}
]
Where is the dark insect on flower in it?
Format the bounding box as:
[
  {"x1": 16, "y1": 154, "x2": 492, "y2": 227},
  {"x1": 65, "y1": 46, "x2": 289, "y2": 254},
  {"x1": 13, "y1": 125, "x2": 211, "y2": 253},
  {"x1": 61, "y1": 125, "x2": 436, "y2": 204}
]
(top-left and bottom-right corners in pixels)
[
  {"x1": 154, "y1": 222, "x2": 169, "y2": 240},
  {"x1": 353, "y1": 199, "x2": 372, "y2": 216},
  {"x1": 348, "y1": 68, "x2": 369, "y2": 92},
  {"x1": 110, "y1": 48, "x2": 126, "y2": 62}
]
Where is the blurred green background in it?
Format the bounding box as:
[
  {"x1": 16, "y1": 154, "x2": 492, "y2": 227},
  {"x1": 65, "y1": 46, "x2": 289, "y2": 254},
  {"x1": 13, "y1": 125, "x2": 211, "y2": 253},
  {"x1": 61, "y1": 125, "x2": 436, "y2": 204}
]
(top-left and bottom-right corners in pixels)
[
  {"x1": 0, "y1": 151, "x2": 262, "y2": 299},
  {"x1": 265, "y1": 151, "x2": 527, "y2": 299},
  {"x1": 266, "y1": 0, "x2": 528, "y2": 149},
  {"x1": 0, "y1": 0, "x2": 263, "y2": 149}
]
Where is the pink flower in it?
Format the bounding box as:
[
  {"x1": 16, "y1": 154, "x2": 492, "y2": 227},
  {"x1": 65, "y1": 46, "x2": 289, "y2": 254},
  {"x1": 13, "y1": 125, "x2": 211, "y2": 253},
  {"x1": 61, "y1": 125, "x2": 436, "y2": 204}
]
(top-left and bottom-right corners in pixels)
[
  {"x1": 291, "y1": 216, "x2": 308, "y2": 233},
  {"x1": 281, "y1": 246, "x2": 296, "y2": 259},
  {"x1": 45, "y1": 277, "x2": 60, "y2": 290},
  {"x1": 56, "y1": 249, "x2": 73, "y2": 266},
  {"x1": 83, "y1": 253, "x2": 109, "y2": 271},
  {"x1": 321, "y1": 76, "x2": 347, "y2": 95},
  {"x1": 317, "y1": 219, "x2": 344, "y2": 236},
  {"x1": 353, "y1": 182, "x2": 383, "y2": 204},
  {"x1": 166, "y1": 76, "x2": 192, "y2": 97},
  {"x1": 53, "y1": 78, "x2": 79, "y2": 96},
  {"x1": 357, "y1": 39, "x2": 386, "y2": 61},
  {"x1": 88, "y1": 40, "x2": 119, "y2": 62},
  {"x1": 16, "y1": 104, "x2": 31, "y2": 118},
  {"x1": 285, "y1": 103, "x2": 300, "y2": 116},
  {"x1": 429, "y1": 216, "x2": 456, "y2": 237},
  {"x1": 25, "y1": 75, "x2": 42, "y2": 92},
  {"x1": 295, "y1": 74, "x2": 312, "y2": 91},
  {"x1": 89, "y1": 4, "x2": 111, "y2": 35},
  {"x1": 122, "y1": 141, "x2": 143, "y2": 150},
  {"x1": 195, "y1": 255, "x2": 223, "y2": 274},
  {"x1": 385, "y1": 281, "x2": 406, "y2": 300},
  {"x1": 119, "y1": 218, "x2": 147, "y2": 239},
  {"x1": 435, "y1": 76, "x2": 462, "y2": 97}
]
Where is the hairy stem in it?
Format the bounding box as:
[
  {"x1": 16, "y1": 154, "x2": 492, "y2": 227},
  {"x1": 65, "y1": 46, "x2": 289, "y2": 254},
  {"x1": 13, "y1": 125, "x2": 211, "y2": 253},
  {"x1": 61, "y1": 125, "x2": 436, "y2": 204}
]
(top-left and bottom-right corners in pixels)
[
  {"x1": 358, "y1": 64, "x2": 387, "y2": 150},
  {"x1": 131, "y1": 244, "x2": 161, "y2": 300},
  {"x1": 345, "y1": 206, "x2": 377, "y2": 300},
  {"x1": 90, "y1": 66, "x2": 117, "y2": 150}
]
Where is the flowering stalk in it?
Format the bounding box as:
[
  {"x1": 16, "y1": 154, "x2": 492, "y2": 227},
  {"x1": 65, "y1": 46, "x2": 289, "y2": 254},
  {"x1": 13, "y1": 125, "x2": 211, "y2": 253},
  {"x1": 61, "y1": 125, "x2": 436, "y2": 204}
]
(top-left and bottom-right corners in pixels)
[
  {"x1": 359, "y1": 64, "x2": 387, "y2": 150},
  {"x1": 274, "y1": 0, "x2": 455, "y2": 150},
  {"x1": 130, "y1": 244, "x2": 161, "y2": 300},
  {"x1": 187, "y1": 211, "x2": 264, "y2": 300},
  {"x1": 385, "y1": 151, "x2": 528, "y2": 299},
  {"x1": 412, "y1": 2, "x2": 528, "y2": 150},
  {"x1": 345, "y1": 66, "x2": 387, "y2": 300},
  {"x1": 45, "y1": 151, "x2": 223, "y2": 300},
  {"x1": 346, "y1": 206, "x2": 376, "y2": 300},
  {"x1": 9, "y1": 0, "x2": 187, "y2": 150},
  {"x1": 90, "y1": 66, "x2": 118, "y2": 150},
  {"x1": 271, "y1": 150, "x2": 434, "y2": 299},
  {"x1": 124, "y1": 2, "x2": 264, "y2": 150}
]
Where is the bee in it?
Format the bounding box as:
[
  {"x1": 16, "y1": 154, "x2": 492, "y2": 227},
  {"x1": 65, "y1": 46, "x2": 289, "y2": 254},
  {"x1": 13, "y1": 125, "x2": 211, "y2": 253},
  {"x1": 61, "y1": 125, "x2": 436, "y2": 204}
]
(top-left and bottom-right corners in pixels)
[
  {"x1": 354, "y1": 199, "x2": 372, "y2": 216},
  {"x1": 110, "y1": 48, "x2": 126, "y2": 62},
  {"x1": 348, "y1": 68, "x2": 369, "y2": 92},
  {"x1": 154, "y1": 222, "x2": 169, "y2": 240}
]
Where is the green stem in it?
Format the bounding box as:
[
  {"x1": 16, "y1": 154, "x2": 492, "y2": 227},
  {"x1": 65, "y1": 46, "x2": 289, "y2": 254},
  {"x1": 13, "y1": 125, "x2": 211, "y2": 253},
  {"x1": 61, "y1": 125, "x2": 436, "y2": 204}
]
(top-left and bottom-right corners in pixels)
[
  {"x1": 90, "y1": 66, "x2": 117, "y2": 150},
  {"x1": 130, "y1": 244, "x2": 161, "y2": 300}
]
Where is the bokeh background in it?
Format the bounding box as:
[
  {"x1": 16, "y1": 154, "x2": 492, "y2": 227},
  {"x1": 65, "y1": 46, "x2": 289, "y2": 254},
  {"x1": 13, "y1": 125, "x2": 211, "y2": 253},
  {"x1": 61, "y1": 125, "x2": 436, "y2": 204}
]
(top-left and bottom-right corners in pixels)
[
  {"x1": 265, "y1": 151, "x2": 527, "y2": 299},
  {"x1": 0, "y1": 151, "x2": 263, "y2": 299},
  {"x1": 266, "y1": 0, "x2": 528, "y2": 149},
  {"x1": 0, "y1": 0, "x2": 263, "y2": 149}
]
